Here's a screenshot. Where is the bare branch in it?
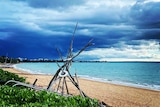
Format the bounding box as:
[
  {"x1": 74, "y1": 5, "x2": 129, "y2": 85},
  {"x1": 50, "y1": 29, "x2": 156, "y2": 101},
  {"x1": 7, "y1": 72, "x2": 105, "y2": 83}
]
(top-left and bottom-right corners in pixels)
[
  {"x1": 56, "y1": 48, "x2": 63, "y2": 61},
  {"x1": 67, "y1": 22, "x2": 78, "y2": 58}
]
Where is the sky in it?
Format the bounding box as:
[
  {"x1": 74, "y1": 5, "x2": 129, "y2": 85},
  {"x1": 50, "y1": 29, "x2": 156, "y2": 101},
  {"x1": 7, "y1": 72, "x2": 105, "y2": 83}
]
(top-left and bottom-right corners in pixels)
[{"x1": 0, "y1": 0, "x2": 160, "y2": 61}]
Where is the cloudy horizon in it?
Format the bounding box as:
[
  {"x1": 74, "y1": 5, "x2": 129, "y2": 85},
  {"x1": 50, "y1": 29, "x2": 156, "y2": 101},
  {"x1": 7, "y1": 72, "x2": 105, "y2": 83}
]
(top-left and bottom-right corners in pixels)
[{"x1": 0, "y1": 0, "x2": 160, "y2": 61}]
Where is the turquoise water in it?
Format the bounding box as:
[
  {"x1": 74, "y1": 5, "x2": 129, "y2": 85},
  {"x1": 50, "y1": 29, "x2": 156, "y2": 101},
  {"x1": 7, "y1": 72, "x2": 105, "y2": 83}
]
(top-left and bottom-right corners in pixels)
[{"x1": 15, "y1": 62, "x2": 160, "y2": 90}]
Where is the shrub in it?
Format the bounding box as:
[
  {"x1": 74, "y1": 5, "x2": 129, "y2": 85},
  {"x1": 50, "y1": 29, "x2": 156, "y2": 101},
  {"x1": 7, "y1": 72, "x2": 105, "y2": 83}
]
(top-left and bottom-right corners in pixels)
[
  {"x1": 0, "y1": 86, "x2": 100, "y2": 107},
  {"x1": 0, "y1": 69, "x2": 25, "y2": 85}
]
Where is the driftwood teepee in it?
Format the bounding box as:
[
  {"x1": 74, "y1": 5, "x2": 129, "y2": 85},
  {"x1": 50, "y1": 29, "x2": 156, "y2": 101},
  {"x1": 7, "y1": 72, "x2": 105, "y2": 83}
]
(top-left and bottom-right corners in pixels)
[
  {"x1": 4, "y1": 23, "x2": 93, "y2": 97},
  {"x1": 46, "y1": 23, "x2": 93, "y2": 97}
]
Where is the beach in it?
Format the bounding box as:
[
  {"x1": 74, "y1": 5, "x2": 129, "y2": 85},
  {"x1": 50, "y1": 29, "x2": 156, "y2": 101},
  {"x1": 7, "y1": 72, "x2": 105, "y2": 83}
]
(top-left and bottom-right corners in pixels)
[{"x1": 2, "y1": 68, "x2": 160, "y2": 107}]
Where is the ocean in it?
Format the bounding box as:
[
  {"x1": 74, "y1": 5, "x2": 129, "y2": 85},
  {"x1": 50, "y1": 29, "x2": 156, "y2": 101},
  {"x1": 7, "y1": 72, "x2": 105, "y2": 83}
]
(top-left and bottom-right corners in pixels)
[{"x1": 14, "y1": 62, "x2": 160, "y2": 91}]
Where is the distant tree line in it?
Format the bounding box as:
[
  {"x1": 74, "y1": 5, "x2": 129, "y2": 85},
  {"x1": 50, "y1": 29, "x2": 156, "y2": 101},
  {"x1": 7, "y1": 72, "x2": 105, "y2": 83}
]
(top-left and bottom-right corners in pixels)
[{"x1": 0, "y1": 56, "x2": 20, "y2": 64}]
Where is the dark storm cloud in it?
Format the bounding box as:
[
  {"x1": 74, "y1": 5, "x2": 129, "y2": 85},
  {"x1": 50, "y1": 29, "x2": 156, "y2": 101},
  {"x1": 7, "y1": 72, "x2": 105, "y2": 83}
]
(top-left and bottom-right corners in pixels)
[
  {"x1": 130, "y1": 1, "x2": 160, "y2": 29},
  {"x1": 0, "y1": 22, "x2": 93, "y2": 59},
  {"x1": 139, "y1": 30, "x2": 160, "y2": 40},
  {"x1": 129, "y1": 0, "x2": 160, "y2": 43}
]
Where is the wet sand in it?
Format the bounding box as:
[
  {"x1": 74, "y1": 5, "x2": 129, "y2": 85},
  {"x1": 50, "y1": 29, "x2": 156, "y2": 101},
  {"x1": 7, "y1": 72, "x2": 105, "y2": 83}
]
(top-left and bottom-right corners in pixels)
[{"x1": 2, "y1": 68, "x2": 160, "y2": 107}]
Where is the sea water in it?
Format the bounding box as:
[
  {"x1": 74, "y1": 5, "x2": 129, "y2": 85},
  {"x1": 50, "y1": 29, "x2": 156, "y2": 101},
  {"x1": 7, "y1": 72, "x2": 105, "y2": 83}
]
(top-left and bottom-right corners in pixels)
[{"x1": 14, "y1": 62, "x2": 160, "y2": 91}]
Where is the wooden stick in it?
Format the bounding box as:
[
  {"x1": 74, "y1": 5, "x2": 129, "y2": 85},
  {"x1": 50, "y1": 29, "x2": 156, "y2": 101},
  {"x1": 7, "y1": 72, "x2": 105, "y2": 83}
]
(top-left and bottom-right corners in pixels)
[
  {"x1": 67, "y1": 22, "x2": 78, "y2": 58},
  {"x1": 47, "y1": 63, "x2": 67, "y2": 90},
  {"x1": 61, "y1": 77, "x2": 65, "y2": 95},
  {"x1": 56, "y1": 48, "x2": 63, "y2": 61},
  {"x1": 75, "y1": 72, "x2": 79, "y2": 85},
  {"x1": 64, "y1": 77, "x2": 69, "y2": 94},
  {"x1": 57, "y1": 78, "x2": 62, "y2": 92},
  {"x1": 32, "y1": 79, "x2": 38, "y2": 86},
  {"x1": 67, "y1": 74, "x2": 87, "y2": 97}
]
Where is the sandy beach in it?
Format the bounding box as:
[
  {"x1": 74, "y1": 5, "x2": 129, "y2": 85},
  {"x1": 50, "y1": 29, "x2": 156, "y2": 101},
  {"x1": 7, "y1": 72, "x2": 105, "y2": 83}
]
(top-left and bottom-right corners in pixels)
[{"x1": 1, "y1": 68, "x2": 160, "y2": 107}]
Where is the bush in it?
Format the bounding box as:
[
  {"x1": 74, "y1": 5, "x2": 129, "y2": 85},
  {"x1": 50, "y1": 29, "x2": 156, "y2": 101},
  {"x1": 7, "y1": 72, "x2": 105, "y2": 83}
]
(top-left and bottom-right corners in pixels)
[
  {"x1": 0, "y1": 69, "x2": 25, "y2": 85},
  {"x1": 0, "y1": 86, "x2": 100, "y2": 107}
]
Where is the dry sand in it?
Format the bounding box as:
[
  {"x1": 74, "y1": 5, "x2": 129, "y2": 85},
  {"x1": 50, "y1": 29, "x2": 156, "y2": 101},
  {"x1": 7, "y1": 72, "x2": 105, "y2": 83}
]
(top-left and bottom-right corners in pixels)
[{"x1": 2, "y1": 68, "x2": 160, "y2": 107}]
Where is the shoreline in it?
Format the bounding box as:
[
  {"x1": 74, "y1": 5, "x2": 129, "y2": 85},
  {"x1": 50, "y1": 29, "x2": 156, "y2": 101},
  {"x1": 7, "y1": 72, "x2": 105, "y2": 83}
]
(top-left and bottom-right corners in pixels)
[
  {"x1": 79, "y1": 76, "x2": 160, "y2": 92},
  {"x1": 2, "y1": 66, "x2": 160, "y2": 92},
  {"x1": 1, "y1": 67, "x2": 160, "y2": 107},
  {"x1": 12, "y1": 64, "x2": 160, "y2": 91}
]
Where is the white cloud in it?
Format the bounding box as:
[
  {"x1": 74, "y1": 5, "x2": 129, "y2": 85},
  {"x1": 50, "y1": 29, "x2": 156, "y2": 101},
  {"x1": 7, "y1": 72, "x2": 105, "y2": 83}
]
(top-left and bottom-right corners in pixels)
[
  {"x1": 143, "y1": 0, "x2": 160, "y2": 3},
  {"x1": 0, "y1": 0, "x2": 136, "y2": 35},
  {"x1": 80, "y1": 40, "x2": 160, "y2": 61},
  {"x1": 86, "y1": 0, "x2": 135, "y2": 7}
]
